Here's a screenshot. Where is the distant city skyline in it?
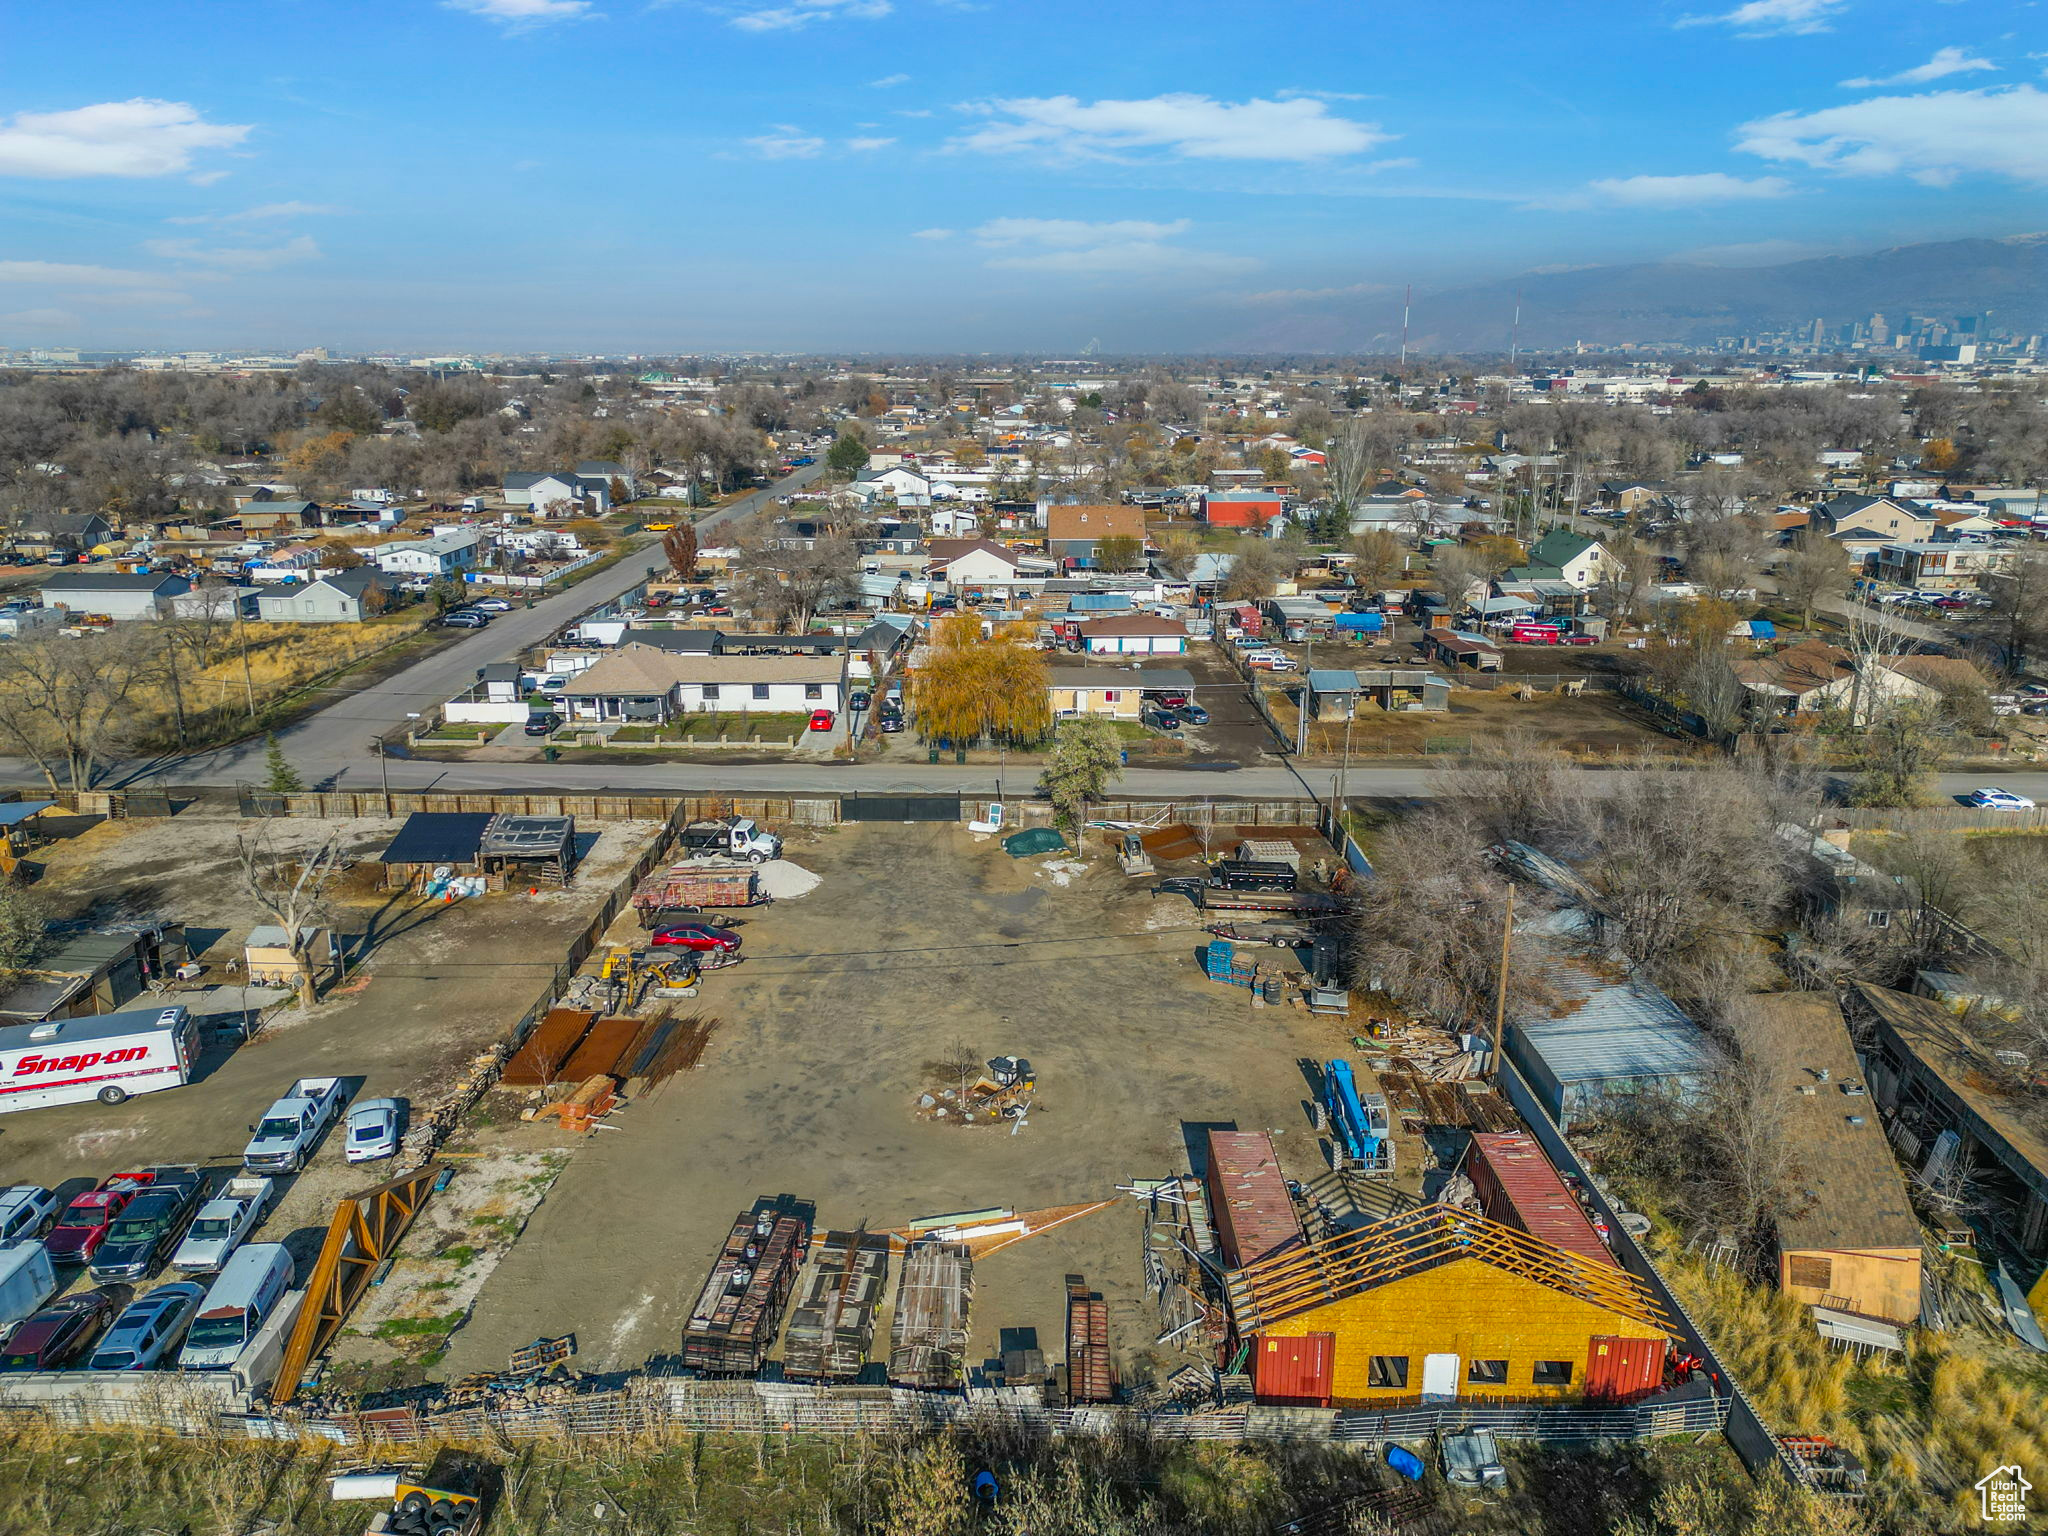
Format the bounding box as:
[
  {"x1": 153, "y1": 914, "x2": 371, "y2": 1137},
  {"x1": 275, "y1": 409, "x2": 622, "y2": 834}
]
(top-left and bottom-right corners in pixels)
[{"x1": 3, "y1": 0, "x2": 2044, "y2": 352}]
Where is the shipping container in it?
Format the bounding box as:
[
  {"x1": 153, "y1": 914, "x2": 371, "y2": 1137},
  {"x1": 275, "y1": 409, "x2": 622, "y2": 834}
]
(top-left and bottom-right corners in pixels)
[
  {"x1": 1204, "y1": 1130, "x2": 1303, "y2": 1270},
  {"x1": 1510, "y1": 623, "x2": 1563, "y2": 645},
  {"x1": 1465, "y1": 1132, "x2": 1615, "y2": 1268},
  {"x1": 1254, "y1": 1331, "x2": 1333, "y2": 1407},
  {"x1": 1584, "y1": 1333, "x2": 1662, "y2": 1403}
]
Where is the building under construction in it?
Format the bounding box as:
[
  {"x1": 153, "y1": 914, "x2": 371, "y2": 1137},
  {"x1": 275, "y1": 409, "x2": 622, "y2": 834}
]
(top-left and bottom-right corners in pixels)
[
  {"x1": 888, "y1": 1240, "x2": 973, "y2": 1391},
  {"x1": 683, "y1": 1199, "x2": 811, "y2": 1375},
  {"x1": 1223, "y1": 1205, "x2": 1676, "y2": 1408},
  {"x1": 781, "y1": 1230, "x2": 890, "y2": 1381}
]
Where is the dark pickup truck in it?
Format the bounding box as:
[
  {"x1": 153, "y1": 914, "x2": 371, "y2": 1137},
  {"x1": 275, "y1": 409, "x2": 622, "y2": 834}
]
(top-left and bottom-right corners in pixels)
[{"x1": 87, "y1": 1169, "x2": 206, "y2": 1282}]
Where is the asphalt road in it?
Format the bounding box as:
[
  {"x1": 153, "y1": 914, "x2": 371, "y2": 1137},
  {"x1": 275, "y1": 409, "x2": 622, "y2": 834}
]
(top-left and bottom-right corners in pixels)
[{"x1": 101, "y1": 462, "x2": 825, "y2": 789}]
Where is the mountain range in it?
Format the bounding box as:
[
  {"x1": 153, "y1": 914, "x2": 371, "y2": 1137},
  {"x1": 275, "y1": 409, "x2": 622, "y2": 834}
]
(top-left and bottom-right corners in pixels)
[{"x1": 1220, "y1": 234, "x2": 2048, "y2": 355}]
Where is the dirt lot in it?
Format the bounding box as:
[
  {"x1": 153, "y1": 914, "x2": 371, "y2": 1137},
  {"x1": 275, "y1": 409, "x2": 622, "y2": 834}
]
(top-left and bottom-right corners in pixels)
[
  {"x1": 439, "y1": 821, "x2": 1373, "y2": 1388},
  {"x1": 1265, "y1": 680, "x2": 1696, "y2": 760},
  {"x1": 0, "y1": 812, "x2": 662, "y2": 1285}
]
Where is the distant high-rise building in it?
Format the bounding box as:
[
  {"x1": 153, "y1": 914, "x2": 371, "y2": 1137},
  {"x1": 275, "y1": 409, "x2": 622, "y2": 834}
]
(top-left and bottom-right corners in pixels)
[
  {"x1": 1868, "y1": 312, "x2": 1889, "y2": 344},
  {"x1": 1955, "y1": 314, "x2": 1984, "y2": 336},
  {"x1": 1807, "y1": 318, "x2": 1826, "y2": 344}
]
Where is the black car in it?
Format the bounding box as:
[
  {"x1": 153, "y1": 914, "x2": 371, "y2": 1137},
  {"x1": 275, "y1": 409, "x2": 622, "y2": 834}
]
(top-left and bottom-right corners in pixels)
[
  {"x1": 523, "y1": 712, "x2": 562, "y2": 737},
  {"x1": 878, "y1": 712, "x2": 905, "y2": 734},
  {"x1": 1142, "y1": 708, "x2": 1182, "y2": 732},
  {"x1": 88, "y1": 1173, "x2": 204, "y2": 1283},
  {"x1": 849, "y1": 690, "x2": 872, "y2": 712}
]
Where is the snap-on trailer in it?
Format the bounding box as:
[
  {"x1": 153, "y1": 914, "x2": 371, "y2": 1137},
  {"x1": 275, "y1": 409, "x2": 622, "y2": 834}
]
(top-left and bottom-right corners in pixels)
[{"x1": 0, "y1": 1005, "x2": 197, "y2": 1113}]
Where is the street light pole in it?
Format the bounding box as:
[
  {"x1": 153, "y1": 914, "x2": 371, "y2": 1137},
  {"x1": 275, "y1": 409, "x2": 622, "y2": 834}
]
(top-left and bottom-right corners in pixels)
[{"x1": 371, "y1": 740, "x2": 391, "y2": 817}]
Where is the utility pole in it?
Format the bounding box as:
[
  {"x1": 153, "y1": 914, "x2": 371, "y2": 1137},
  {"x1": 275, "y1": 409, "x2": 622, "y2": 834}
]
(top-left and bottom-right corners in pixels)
[
  {"x1": 1490, "y1": 882, "x2": 1515, "y2": 1078},
  {"x1": 370, "y1": 739, "x2": 392, "y2": 818},
  {"x1": 1399, "y1": 285, "x2": 1411, "y2": 369},
  {"x1": 1509, "y1": 291, "x2": 1522, "y2": 372}
]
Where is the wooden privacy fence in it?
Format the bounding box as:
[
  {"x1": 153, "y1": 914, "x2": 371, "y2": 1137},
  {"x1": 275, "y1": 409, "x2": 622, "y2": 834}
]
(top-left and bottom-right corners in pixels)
[
  {"x1": 233, "y1": 789, "x2": 843, "y2": 826},
  {"x1": 1825, "y1": 806, "x2": 2048, "y2": 833}
]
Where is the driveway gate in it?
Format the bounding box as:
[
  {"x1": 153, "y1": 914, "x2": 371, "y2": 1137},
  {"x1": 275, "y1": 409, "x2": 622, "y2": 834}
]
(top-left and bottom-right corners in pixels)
[{"x1": 839, "y1": 793, "x2": 962, "y2": 823}]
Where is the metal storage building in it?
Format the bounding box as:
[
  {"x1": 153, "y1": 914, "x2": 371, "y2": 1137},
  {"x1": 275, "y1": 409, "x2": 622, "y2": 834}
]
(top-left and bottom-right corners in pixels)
[
  {"x1": 1507, "y1": 949, "x2": 1716, "y2": 1129},
  {"x1": 1203, "y1": 1129, "x2": 1303, "y2": 1271}
]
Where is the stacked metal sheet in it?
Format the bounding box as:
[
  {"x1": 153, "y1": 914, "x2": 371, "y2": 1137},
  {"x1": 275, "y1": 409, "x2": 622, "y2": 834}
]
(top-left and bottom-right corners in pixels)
[
  {"x1": 1064, "y1": 1274, "x2": 1115, "y2": 1404},
  {"x1": 683, "y1": 1203, "x2": 810, "y2": 1374},
  {"x1": 887, "y1": 1240, "x2": 973, "y2": 1391},
  {"x1": 782, "y1": 1230, "x2": 890, "y2": 1381}
]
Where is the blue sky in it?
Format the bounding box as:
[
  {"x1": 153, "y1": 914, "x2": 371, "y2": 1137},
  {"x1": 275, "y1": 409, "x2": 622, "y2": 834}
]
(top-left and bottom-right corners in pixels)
[{"x1": 2, "y1": 0, "x2": 2043, "y2": 351}]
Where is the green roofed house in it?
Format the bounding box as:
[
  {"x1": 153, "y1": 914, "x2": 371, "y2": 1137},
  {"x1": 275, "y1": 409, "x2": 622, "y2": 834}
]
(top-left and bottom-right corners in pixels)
[{"x1": 1505, "y1": 531, "x2": 1620, "y2": 590}]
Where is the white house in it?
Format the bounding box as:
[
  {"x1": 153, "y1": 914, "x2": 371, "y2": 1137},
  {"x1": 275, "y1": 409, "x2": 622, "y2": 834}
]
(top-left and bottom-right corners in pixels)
[
  {"x1": 369, "y1": 530, "x2": 480, "y2": 578},
  {"x1": 926, "y1": 538, "x2": 1020, "y2": 588},
  {"x1": 575, "y1": 460, "x2": 637, "y2": 498},
  {"x1": 1075, "y1": 613, "x2": 1190, "y2": 655},
  {"x1": 851, "y1": 466, "x2": 934, "y2": 508},
  {"x1": 556, "y1": 645, "x2": 842, "y2": 723}
]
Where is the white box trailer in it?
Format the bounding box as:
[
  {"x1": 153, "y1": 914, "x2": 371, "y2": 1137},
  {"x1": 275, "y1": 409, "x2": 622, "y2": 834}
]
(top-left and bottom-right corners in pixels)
[{"x1": 0, "y1": 1005, "x2": 198, "y2": 1113}]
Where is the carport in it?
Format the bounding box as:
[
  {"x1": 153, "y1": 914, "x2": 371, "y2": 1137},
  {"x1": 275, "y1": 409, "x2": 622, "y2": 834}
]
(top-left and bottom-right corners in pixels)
[{"x1": 378, "y1": 811, "x2": 496, "y2": 889}]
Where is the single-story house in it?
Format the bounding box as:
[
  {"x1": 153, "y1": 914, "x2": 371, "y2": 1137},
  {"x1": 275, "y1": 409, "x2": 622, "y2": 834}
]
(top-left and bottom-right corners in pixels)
[
  {"x1": 1506, "y1": 531, "x2": 1619, "y2": 590},
  {"x1": 851, "y1": 466, "x2": 934, "y2": 508},
  {"x1": 254, "y1": 568, "x2": 392, "y2": 623},
  {"x1": 1074, "y1": 613, "x2": 1188, "y2": 655},
  {"x1": 1866, "y1": 541, "x2": 2011, "y2": 591},
  {"x1": 15, "y1": 512, "x2": 114, "y2": 555},
  {"x1": 370, "y1": 530, "x2": 480, "y2": 578},
  {"x1": 1046, "y1": 505, "x2": 1146, "y2": 568},
  {"x1": 39, "y1": 570, "x2": 191, "y2": 620},
  {"x1": 926, "y1": 538, "x2": 1021, "y2": 588},
  {"x1": 1730, "y1": 637, "x2": 1943, "y2": 723},
  {"x1": 227, "y1": 499, "x2": 323, "y2": 534},
  {"x1": 557, "y1": 645, "x2": 843, "y2": 723},
  {"x1": 575, "y1": 460, "x2": 637, "y2": 498},
  {"x1": 1047, "y1": 667, "x2": 1147, "y2": 720}
]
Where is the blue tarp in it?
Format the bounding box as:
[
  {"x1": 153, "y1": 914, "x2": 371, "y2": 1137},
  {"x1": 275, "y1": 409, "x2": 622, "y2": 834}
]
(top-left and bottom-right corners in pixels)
[
  {"x1": 1747, "y1": 619, "x2": 1777, "y2": 639},
  {"x1": 1334, "y1": 611, "x2": 1384, "y2": 631},
  {"x1": 0, "y1": 802, "x2": 56, "y2": 827}
]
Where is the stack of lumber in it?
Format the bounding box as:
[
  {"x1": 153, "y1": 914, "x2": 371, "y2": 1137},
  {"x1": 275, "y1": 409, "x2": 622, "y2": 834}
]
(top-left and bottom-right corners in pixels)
[
  {"x1": 1377, "y1": 1059, "x2": 1519, "y2": 1132},
  {"x1": 399, "y1": 1043, "x2": 508, "y2": 1173},
  {"x1": 888, "y1": 1241, "x2": 973, "y2": 1390},
  {"x1": 782, "y1": 1230, "x2": 889, "y2": 1381},
  {"x1": 683, "y1": 1204, "x2": 810, "y2": 1374},
  {"x1": 547, "y1": 1075, "x2": 620, "y2": 1132}
]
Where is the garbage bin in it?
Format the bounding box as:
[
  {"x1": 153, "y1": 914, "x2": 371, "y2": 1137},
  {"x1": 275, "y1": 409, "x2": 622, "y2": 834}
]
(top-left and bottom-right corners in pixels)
[{"x1": 542, "y1": 746, "x2": 559, "y2": 762}]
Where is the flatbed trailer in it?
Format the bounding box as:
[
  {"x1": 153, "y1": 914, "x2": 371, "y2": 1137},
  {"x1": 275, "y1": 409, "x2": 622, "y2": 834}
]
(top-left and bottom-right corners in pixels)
[{"x1": 1153, "y1": 878, "x2": 1343, "y2": 917}]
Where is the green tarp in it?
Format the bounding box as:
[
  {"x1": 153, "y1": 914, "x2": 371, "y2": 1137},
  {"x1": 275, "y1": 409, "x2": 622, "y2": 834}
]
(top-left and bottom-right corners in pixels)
[{"x1": 1002, "y1": 827, "x2": 1067, "y2": 858}]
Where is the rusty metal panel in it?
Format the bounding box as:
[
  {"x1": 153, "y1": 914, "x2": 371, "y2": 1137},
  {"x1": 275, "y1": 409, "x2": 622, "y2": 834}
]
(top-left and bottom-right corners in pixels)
[
  {"x1": 1204, "y1": 1130, "x2": 1303, "y2": 1271},
  {"x1": 1466, "y1": 1132, "x2": 1615, "y2": 1269},
  {"x1": 1585, "y1": 1334, "x2": 1663, "y2": 1404},
  {"x1": 1255, "y1": 1332, "x2": 1333, "y2": 1407}
]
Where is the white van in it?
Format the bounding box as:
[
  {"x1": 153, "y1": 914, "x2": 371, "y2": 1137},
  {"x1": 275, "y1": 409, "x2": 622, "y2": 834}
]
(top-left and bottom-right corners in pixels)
[{"x1": 178, "y1": 1242, "x2": 293, "y2": 1371}]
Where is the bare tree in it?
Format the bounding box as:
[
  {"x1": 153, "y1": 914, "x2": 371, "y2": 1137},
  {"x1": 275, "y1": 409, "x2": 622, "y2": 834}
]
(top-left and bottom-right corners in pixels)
[
  {"x1": 237, "y1": 832, "x2": 347, "y2": 1009},
  {"x1": 1345, "y1": 530, "x2": 1406, "y2": 600},
  {"x1": 1774, "y1": 528, "x2": 1849, "y2": 633},
  {"x1": 730, "y1": 530, "x2": 858, "y2": 632},
  {"x1": 0, "y1": 632, "x2": 143, "y2": 792}
]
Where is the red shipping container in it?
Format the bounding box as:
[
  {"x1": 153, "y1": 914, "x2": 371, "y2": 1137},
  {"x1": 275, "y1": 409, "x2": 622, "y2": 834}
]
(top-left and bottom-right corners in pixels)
[
  {"x1": 1511, "y1": 623, "x2": 1562, "y2": 644},
  {"x1": 1204, "y1": 1129, "x2": 1303, "y2": 1270},
  {"x1": 1465, "y1": 1132, "x2": 1615, "y2": 1268},
  {"x1": 1584, "y1": 1334, "x2": 1663, "y2": 1404},
  {"x1": 1255, "y1": 1332, "x2": 1333, "y2": 1407}
]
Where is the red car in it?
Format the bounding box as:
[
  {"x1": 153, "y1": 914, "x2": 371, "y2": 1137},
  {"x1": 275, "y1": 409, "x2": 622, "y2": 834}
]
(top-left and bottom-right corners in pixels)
[
  {"x1": 43, "y1": 1174, "x2": 155, "y2": 1265},
  {"x1": 808, "y1": 709, "x2": 836, "y2": 731},
  {"x1": 0, "y1": 1286, "x2": 131, "y2": 1372},
  {"x1": 1148, "y1": 692, "x2": 1191, "y2": 710},
  {"x1": 649, "y1": 923, "x2": 742, "y2": 953}
]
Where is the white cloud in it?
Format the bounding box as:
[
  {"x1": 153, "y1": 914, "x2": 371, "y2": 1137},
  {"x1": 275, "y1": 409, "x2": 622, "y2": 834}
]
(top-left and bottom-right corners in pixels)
[
  {"x1": 0, "y1": 260, "x2": 181, "y2": 289},
  {"x1": 1841, "y1": 46, "x2": 1995, "y2": 88},
  {"x1": 143, "y1": 235, "x2": 321, "y2": 271},
  {"x1": 748, "y1": 128, "x2": 827, "y2": 158},
  {"x1": 167, "y1": 200, "x2": 344, "y2": 226},
  {"x1": 1677, "y1": 0, "x2": 1845, "y2": 36},
  {"x1": 1584, "y1": 171, "x2": 1794, "y2": 205},
  {"x1": 845, "y1": 136, "x2": 896, "y2": 151},
  {"x1": 913, "y1": 227, "x2": 954, "y2": 239},
  {"x1": 444, "y1": 0, "x2": 592, "y2": 26},
  {"x1": 729, "y1": 0, "x2": 891, "y2": 32},
  {"x1": 871, "y1": 73, "x2": 910, "y2": 88},
  {"x1": 952, "y1": 93, "x2": 1391, "y2": 162},
  {"x1": 1737, "y1": 84, "x2": 2048, "y2": 182},
  {"x1": 970, "y1": 217, "x2": 1255, "y2": 276},
  {"x1": 0, "y1": 308, "x2": 78, "y2": 328},
  {"x1": 0, "y1": 99, "x2": 250, "y2": 179}
]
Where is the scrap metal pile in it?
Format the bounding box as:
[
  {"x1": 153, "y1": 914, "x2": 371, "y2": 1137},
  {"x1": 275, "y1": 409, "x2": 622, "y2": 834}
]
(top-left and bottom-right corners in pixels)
[
  {"x1": 781, "y1": 1229, "x2": 890, "y2": 1381},
  {"x1": 683, "y1": 1200, "x2": 811, "y2": 1374},
  {"x1": 888, "y1": 1240, "x2": 974, "y2": 1390},
  {"x1": 913, "y1": 1054, "x2": 1035, "y2": 1127}
]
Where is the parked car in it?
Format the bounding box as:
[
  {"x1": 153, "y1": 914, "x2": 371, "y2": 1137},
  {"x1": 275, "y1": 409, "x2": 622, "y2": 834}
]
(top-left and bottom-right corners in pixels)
[
  {"x1": 169, "y1": 1177, "x2": 274, "y2": 1276},
  {"x1": 879, "y1": 713, "x2": 905, "y2": 733},
  {"x1": 808, "y1": 708, "x2": 836, "y2": 732},
  {"x1": 87, "y1": 1170, "x2": 205, "y2": 1281},
  {"x1": 1142, "y1": 708, "x2": 1182, "y2": 732},
  {"x1": 44, "y1": 1177, "x2": 154, "y2": 1265},
  {"x1": 88, "y1": 1283, "x2": 206, "y2": 1371},
  {"x1": 0, "y1": 1285, "x2": 130, "y2": 1371},
  {"x1": 1175, "y1": 704, "x2": 1210, "y2": 726},
  {"x1": 241, "y1": 1077, "x2": 349, "y2": 1174},
  {"x1": 0, "y1": 1187, "x2": 59, "y2": 1244},
  {"x1": 649, "y1": 922, "x2": 743, "y2": 953},
  {"x1": 178, "y1": 1244, "x2": 293, "y2": 1371},
  {"x1": 344, "y1": 1098, "x2": 406, "y2": 1164},
  {"x1": 469, "y1": 596, "x2": 513, "y2": 612},
  {"x1": 1147, "y1": 691, "x2": 1191, "y2": 710},
  {"x1": 1967, "y1": 786, "x2": 2035, "y2": 811},
  {"x1": 523, "y1": 713, "x2": 562, "y2": 737},
  {"x1": 848, "y1": 690, "x2": 871, "y2": 712},
  {"x1": 440, "y1": 610, "x2": 489, "y2": 630}
]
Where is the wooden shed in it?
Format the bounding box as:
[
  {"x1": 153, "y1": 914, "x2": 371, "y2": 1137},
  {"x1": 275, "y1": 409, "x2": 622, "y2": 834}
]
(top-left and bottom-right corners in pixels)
[
  {"x1": 1223, "y1": 1206, "x2": 1674, "y2": 1408},
  {"x1": 243, "y1": 925, "x2": 334, "y2": 989},
  {"x1": 1728, "y1": 993, "x2": 1922, "y2": 1326}
]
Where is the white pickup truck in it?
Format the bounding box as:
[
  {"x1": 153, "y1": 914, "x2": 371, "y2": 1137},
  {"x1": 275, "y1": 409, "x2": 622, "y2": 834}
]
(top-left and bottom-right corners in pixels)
[
  {"x1": 169, "y1": 1176, "x2": 274, "y2": 1274},
  {"x1": 241, "y1": 1078, "x2": 349, "y2": 1173}
]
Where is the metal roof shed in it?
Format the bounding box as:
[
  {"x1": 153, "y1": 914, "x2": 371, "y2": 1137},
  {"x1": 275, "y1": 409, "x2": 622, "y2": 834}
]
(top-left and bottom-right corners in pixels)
[
  {"x1": 1507, "y1": 958, "x2": 1717, "y2": 1128},
  {"x1": 378, "y1": 812, "x2": 496, "y2": 886},
  {"x1": 480, "y1": 814, "x2": 578, "y2": 886}
]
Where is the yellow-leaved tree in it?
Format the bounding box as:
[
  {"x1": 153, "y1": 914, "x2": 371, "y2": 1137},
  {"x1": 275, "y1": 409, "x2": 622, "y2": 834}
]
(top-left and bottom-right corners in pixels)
[{"x1": 907, "y1": 615, "x2": 1051, "y2": 746}]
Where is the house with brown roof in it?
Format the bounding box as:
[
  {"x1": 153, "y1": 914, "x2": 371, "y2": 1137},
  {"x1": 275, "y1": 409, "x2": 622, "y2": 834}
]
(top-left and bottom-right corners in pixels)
[
  {"x1": 1726, "y1": 994, "x2": 1922, "y2": 1327},
  {"x1": 924, "y1": 538, "x2": 1020, "y2": 588},
  {"x1": 1046, "y1": 504, "x2": 1146, "y2": 569},
  {"x1": 1730, "y1": 637, "x2": 1942, "y2": 724},
  {"x1": 1075, "y1": 612, "x2": 1188, "y2": 655}
]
